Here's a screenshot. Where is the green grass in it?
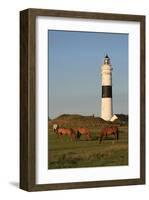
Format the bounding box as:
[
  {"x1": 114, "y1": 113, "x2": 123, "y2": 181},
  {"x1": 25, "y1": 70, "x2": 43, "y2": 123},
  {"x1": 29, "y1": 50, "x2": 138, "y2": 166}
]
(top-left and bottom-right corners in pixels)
[{"x1": 48, "y1": 127, "x2": 128, "y2": 169}]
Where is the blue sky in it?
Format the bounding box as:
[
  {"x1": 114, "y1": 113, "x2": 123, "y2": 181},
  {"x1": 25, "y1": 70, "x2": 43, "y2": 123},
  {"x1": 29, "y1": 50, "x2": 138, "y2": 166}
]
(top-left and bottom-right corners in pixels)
[{"x1": 48, "y1": 30, "x2": 128, "y2": 119}]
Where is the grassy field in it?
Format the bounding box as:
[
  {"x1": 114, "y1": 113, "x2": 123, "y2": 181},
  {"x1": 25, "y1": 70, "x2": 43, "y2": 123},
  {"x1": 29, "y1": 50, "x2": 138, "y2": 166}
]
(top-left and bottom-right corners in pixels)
[{"x1": 48, "y1": 115, "x2": 128, "y2": 169}]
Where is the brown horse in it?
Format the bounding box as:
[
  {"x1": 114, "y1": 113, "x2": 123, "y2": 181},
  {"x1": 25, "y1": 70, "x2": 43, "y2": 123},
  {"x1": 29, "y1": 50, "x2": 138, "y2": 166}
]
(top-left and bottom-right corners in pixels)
[
  {"x1": 99, "y1": 126, "x2": 119, "y2": 143},
  {"x1": 54, "y1": 125, "x2": 76, "y2": 141},
  {"x1": 75, "y1": 128, "x2": 91, "y2": 140}
]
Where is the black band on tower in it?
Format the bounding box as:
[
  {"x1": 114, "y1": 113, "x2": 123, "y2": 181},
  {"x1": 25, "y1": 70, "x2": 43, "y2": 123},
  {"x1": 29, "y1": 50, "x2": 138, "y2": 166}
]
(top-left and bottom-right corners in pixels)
[{"x1": 102, "y1": 86, "x2": 112, "y2": 98}]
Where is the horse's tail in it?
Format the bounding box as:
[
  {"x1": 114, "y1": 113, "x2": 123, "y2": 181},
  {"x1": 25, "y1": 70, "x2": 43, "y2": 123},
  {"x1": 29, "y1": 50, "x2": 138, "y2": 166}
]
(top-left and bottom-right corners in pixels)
[
  {"x1": 116, "y1": 128, "x2": 119, "y2": 140},
  {"x1": 99, "y1": 131, "x2": 103, "y2": 143},
  {"x1": 99, "y1": 135, "x2": 103, "y2": 143},
  {"x1": 76, "y1": 130, "x2": 81, "y2": 139}
]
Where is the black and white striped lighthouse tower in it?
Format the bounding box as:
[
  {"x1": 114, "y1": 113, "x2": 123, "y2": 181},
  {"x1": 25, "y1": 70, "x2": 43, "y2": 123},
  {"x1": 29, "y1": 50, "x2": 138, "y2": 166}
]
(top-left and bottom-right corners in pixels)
[{"x1": 101, "y1": 54, "x2": 113, "y2": 121}]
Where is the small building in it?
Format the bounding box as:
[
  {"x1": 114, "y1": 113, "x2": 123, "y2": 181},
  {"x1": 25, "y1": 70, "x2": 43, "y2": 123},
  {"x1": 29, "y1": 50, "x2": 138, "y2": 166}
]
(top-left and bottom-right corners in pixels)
[{"x1": 110, "y1": 114, "x2": 118, "y2": 122}]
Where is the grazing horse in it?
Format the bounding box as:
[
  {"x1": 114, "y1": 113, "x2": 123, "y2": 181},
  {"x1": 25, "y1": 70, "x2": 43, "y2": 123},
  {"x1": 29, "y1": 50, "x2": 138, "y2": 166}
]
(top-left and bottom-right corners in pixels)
[
  {"x1": 57, "y1": 127, "x2": 76, "y2": 141},
  {"x1": 75, "y1": 128, "x2": 91, "y2": 140},
  {"x1": 53, "y1": 124, "x2": 76, "y2": 141},
  {"x1": 99, "y1": 126, "x2": 119, "y2": 143}
]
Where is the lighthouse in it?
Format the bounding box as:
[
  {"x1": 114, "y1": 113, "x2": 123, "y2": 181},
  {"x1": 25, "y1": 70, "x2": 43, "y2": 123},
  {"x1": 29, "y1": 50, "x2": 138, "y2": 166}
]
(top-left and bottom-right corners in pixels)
[{"x1": 101, "y1": 54, "x2": 113, "y2": 121}]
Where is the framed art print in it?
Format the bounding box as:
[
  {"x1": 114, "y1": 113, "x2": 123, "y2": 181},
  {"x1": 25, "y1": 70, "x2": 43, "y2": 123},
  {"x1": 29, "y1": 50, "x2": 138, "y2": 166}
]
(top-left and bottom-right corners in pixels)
[{"x1": 20, "y1": 9, "x2": 145, "y2": 191}]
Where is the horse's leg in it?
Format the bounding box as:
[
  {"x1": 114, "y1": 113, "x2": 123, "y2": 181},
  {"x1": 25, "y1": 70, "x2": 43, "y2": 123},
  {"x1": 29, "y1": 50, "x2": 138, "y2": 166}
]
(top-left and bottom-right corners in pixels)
[
  {"x1": 114, "y1": 132, "x2": 116, "y2": 140},
  {"x1": 58, "y1": 131, "x2": 64, "y2": 140},
  {"x1": 72, "y1": 134, "x2": 76, "y2": 141},
  {"x1": 85, "y1": 134, "x2": 89, "y2": 141},
  {"x1": 56, "y1": 132, "x2": 59, "y2": 138},
  {"x1": 68, "y1": 132, "x2": 73, "y2": 141},
  {"x1": 99, "y1": 134, "x2": 103, "y2": 144},
  {"x1": 70, "y1": 133, "x2": 74, "y2": 141},
  {"x1": 87, "y1": 135, "x2": 90, "y2": 141},
  {"x1": 76, "y1": 131, "x2": 79, "y2": 140},
  {"x1": 113, "y1": 130, "x2": 119, "y2": 141},
  {"x1": 68, "y1": 134, "x2": 71, "y2": 141},
  {"x1": 70, "y1": 133, "x2": 76, "y2": 141},
  {"x1": 58, "y1": 133, "x2": 62, "y2": 140},
  {"x1": 74, "y1": 133, "x2": 77, "y2": 141},
  {"x1": 77, "y1": 131, "x2": 81, "y2": 140},
  {"x1": 116, "y1": 129, "x2": 119, "y2": 140},
  {"x1": 88, "y1": 133, "x2": 91, "y2": 140},
  {"x1": 56, "y1": 130, "x2": 59, "y2": 138},
  {"x1": 74, "y1": 132, "x2": 77, "y2": 141},
  {"x1": 112, "y1": 132, "x2": 115, "y2": 140}
]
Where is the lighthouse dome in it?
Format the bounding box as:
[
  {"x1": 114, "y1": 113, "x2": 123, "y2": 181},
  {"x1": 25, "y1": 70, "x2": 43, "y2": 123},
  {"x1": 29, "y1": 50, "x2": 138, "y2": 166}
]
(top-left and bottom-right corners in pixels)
[
  {"x1": 105, "y1": 54, "x2": 109, "y2": 58},
  {"x1": 104, "y1": 54, "x2": 111, "y2": 65}
]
